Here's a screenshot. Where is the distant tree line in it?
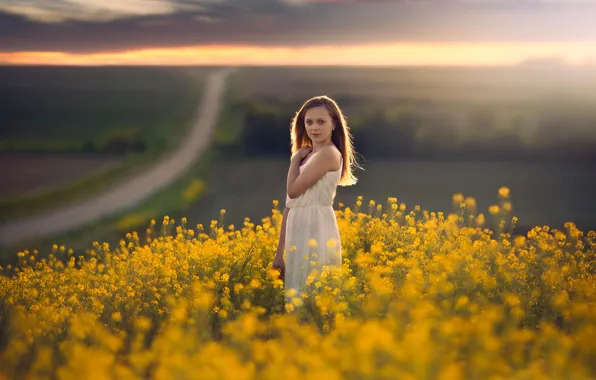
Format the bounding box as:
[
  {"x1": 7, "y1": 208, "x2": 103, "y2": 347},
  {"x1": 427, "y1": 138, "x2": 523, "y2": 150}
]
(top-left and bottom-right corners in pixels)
[{"x1": 232, "y1": 98, "x2": 596, "y2": 163}]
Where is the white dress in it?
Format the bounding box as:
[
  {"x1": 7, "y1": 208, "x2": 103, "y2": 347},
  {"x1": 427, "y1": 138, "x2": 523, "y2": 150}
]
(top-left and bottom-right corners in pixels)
[{"x1": 284, "y1": 152, "x2": 343, "y2": 304}]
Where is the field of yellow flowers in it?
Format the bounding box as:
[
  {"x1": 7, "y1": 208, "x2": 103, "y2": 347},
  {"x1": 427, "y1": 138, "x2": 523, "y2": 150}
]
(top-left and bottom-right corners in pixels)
[{"x1": 1, "y1": 187, "x2": 595, "y2": 379}]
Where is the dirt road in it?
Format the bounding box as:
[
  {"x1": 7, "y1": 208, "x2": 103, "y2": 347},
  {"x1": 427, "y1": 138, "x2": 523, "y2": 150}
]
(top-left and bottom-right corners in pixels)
[{"x1": 0, "y1": 67, "x2": 234, "y2": 247}]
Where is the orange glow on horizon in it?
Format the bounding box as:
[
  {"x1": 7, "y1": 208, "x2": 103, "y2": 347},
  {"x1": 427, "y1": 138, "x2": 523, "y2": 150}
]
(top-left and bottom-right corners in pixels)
[{"x1": 1, "y1": 42, "x2": 595, "y2": 66}]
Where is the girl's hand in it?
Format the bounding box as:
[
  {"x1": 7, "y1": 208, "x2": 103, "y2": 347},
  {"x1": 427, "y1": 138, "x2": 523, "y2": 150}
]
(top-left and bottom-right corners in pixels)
[
  {"x1": 291, "y1": 146, "x2": 312, "y2": 163},
  {"x1": 272, "y1": 256, "x2": 285, "y2": 281}
]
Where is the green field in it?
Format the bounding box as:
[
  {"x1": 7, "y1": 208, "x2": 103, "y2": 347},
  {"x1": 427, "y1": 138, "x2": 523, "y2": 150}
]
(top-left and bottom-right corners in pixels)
[
  {"x1": 0, "y1": 66, "x2": 209, "y2": 154},
  {"x1": 229, "y1": 66, "x2": 596, "y2": 161},
  {"x1": 237, "y1": 65, "x2": 596, "y2": 103},
  {"x1": 2, "y1": 65, "x2": 596, "y2": 266},
  {"x1": 0, "y1": 66, "x2": 211, "y2": 219}
]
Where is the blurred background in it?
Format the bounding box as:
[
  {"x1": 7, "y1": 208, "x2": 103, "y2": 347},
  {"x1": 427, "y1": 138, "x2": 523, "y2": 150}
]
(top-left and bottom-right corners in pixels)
[{"x1": 1, "y1": 0, "x2": 595, "y2": 264}]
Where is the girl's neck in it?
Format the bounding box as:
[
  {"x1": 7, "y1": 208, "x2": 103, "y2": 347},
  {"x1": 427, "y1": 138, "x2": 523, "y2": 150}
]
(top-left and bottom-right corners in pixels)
[{"x1": 312, "y1": 141, "x2": 333, "y2": 154}]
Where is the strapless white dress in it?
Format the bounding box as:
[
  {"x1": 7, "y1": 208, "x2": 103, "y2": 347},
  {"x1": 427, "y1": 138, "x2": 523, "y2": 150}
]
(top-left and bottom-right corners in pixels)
[{"x1": 284, "y1": 152, "x2": 343, "y2": 304}]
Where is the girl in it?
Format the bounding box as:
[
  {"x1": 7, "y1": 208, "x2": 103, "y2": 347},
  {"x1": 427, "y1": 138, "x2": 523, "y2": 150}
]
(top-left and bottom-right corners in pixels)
[{"x1": 273, "y1": 95, "x2": 359, "y2": 305}]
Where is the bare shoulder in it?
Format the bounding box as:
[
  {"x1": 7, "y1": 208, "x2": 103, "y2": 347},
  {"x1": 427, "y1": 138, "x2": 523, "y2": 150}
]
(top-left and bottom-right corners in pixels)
[{"x1": 318, "y1": 145, "x2": 342, "y2": 172}]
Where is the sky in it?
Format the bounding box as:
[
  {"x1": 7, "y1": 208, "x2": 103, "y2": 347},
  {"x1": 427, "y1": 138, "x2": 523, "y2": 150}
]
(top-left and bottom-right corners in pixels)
[{"x1": 1, "y1": 0, "x2": 596, "y2": 66}]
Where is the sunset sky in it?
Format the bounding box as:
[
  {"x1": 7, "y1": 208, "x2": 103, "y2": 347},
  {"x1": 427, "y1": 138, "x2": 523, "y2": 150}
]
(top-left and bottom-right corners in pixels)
[{"x1": 1, "y1": 0, "x2": 596, "y2": 66}]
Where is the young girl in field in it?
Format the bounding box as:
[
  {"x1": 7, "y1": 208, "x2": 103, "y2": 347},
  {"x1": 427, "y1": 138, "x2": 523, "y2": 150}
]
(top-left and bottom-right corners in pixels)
[{"x1": 273, "y1": 95, "x2": 359, "y2": 306}]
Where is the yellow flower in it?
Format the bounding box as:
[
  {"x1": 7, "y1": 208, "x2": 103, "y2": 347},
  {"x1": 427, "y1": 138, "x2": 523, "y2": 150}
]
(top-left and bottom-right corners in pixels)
[
  {"x1": 286, "y1": 288, "x2": 297, "y2": 298},
  {"x1": 2, "y1": 186, "x2": 594, "y2": 378},
  {"x1": 464, "y1": 197, "x2": 477, "y2": 210},
  {"x1": 514, "y1": 236, "x2": 526, "y2": 247},
  {"x1": 135, "y1": 317, "x2": 151, "y2": 331},
  {"x1": 498, "y1": 186, "x2": 510, "y2": 198},
  {"x1": 291, "y1": 297, "x2": 304, "y2": 307},
  {"x1": 452, "y1": 192, "x2": 464, "y2": 204},
  {"x1": 502, "y1": 201, "x2": 512, "y2": 212},
  {"x1": 488, "y1": 205, "x2": 500, "y2": 215},
  {"x1": 455, "y1": 296, "x2": 469, "y2": 310}
]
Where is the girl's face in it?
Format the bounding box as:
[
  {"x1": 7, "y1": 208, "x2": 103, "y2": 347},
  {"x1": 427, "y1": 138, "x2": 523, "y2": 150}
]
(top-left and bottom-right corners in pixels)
[{"x1": 304, "y1": 106, "x2": 335, "y2": 143}]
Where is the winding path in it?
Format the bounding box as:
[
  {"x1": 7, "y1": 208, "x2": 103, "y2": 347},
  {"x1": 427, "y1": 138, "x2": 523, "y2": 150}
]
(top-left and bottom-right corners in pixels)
[{"x1": 0, "y1": 67, "x2": 234, "y2": 247}]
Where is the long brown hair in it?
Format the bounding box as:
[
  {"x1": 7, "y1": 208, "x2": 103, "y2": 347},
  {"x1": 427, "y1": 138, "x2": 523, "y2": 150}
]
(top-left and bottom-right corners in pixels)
[{"x1": 290, "y1": 95, "x2": 360, "y2": 186}]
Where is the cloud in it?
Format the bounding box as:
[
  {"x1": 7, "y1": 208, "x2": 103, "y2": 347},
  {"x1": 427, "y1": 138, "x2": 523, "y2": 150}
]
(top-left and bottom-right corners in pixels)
[
  {"x1": 0, "y1": 0, "x2": 304, "y2": 23},
  {"x1": 0, "y1": 0, "x2": 204, "y2": 23},
  {"x1": 1, "y1": 0, "x2": 596, "y2": 53},
  {"x1": 6, "y1": 0, "x2": 590, "y2": 24}
]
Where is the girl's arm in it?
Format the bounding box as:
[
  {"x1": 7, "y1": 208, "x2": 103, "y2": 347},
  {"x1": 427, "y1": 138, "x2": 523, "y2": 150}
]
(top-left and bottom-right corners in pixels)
[
  {"x1": 286, "y1": 158, "x2": 301, "y2": 199},
  {"x1": 287, "y1": 147, "x2": 339, "y2": 199},
  {"x1": 275, "y1": 207, "x2": 290, "y2": 259}
]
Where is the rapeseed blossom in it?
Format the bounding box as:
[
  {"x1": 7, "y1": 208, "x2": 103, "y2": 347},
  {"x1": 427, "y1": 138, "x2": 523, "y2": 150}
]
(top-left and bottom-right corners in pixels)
[{"x1": 1, "y1": 187, "x2": 595, "y2": 379}]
